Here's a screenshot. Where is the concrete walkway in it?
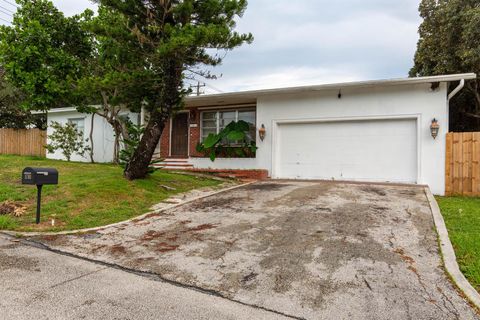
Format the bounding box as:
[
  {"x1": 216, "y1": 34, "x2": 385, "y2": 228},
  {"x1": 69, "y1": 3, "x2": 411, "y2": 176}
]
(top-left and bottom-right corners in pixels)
[{"x1": 0, "y1": 235, "x2": 288, "y2": 320}]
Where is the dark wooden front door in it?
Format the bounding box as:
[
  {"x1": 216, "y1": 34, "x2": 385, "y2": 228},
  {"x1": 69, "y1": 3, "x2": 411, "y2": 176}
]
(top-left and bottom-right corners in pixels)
[{"x1": 171, "y1": 113, "x2": 189, "y2": 157}]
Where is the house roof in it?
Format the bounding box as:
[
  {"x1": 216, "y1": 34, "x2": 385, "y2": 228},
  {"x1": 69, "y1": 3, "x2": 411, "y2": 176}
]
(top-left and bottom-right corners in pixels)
[
  {"x1": 185, "y1": 73, "x2": 477, "y2": 107},
  {"x1": 41, "y1": 73, "x2": 477, "y2": 113}
]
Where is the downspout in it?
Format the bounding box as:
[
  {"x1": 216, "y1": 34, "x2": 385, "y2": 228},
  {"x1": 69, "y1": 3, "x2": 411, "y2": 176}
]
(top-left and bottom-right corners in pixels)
[
  {"x1": 446, "y1": 79, "x2": 466, "y2": 132},
  {"x1": 448, "y1": 79, "x2": 465, "y2": 101}
]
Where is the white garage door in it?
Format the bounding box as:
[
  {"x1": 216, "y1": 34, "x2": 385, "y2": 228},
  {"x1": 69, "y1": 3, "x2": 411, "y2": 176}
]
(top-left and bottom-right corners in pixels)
[{"x1": 275, "y1": 119, "x2": 418, "y2": 183}]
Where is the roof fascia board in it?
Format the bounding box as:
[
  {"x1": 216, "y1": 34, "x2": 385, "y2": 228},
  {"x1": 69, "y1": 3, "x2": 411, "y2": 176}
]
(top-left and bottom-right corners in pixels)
[{"x1": 185, "y1": 73, "x2": 477, "y2": 105}]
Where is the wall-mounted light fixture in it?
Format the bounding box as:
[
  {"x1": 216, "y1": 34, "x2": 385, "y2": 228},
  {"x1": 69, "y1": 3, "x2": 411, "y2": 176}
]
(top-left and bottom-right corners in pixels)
[
  {"x1": 338, "y1": 89, "x2": 342, "y2": 99},
  {"x1": 259, "y1": 124, "x2": 266, "y2": 141},
  {"x1": 189, "y1": 109, "x2": 197, "y2": 123},
  {"x1": 430, "y1": 118, "x2": 440, "y2": 139}
]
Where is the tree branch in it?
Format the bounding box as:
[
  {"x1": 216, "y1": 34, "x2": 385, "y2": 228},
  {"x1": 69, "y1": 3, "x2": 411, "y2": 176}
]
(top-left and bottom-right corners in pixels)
[{"x1": 464, "y1": 112, "x2": 480, "y2": 119}]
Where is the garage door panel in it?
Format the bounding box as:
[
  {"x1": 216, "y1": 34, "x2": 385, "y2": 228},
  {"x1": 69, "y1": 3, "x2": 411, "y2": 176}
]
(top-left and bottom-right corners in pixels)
[{"x1": 276, "y1": 119, "x2": 417, "y2": 183}]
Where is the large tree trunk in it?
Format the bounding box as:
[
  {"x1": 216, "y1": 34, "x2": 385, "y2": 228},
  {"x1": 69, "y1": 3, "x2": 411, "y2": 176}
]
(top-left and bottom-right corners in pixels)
[
  {"x1": 124, "y1": 58, "x2": 182, "y2": 180},
  {"x1": 124, "y1": 110, "x2": 167, "y2": 180}
]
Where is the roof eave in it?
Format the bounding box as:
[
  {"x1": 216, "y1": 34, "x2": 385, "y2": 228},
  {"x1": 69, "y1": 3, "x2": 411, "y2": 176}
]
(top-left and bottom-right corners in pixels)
[{"x1": 185, "y1": 73, "x2": 477, "y2": 107}]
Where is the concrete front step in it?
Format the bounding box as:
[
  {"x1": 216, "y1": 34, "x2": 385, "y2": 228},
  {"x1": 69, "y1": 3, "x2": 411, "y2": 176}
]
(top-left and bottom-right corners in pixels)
[
  {"x1": 157, "y1": 163, "x2": 193, "y2": 167},
  {"x1": 160, "y1": 167, "x2": 195, "y2": 170},
  {"x1": 163, "y1": 158, "x2": 190, "y2": 162},
  {"x1": 153, "y1": 158, "x2": 194, "y2": 170}
]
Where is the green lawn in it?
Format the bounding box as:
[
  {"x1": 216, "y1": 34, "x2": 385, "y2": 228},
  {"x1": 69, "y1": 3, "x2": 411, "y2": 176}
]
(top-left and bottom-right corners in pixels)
[
  {"x1": 437, "y1": 196, "x2": 480, "y2": 292},
  {"x1": 0, "y1": 155, "x2": 221, "y2": 232}
]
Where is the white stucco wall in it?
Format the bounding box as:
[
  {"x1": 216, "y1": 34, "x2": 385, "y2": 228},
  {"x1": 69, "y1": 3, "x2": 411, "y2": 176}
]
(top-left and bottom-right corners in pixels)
[
  {"x1": 47, "y1": 109, "x2": 138, "y2": 163},
  {"x1": 47, "y1": 82, "x2": 451, "y2": 195},
  {"x1": 190, "y1": 158, "x2": 259, "y2": 170},
  {"x1": 252, "y1": 83, "x2": 449, "y2": 195},
  {"x1": 190, "y1": 83, "x2": 449, "y2": 195}
]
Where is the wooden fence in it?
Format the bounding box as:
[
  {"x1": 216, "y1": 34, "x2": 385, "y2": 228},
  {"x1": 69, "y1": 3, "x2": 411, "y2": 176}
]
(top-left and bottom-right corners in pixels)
[
  {"x1": 445, "y1": 132, "x2": 480, "y2": 196},
  {"x1": 0, "y1": 128, "x2": 47, "y2": 157}
]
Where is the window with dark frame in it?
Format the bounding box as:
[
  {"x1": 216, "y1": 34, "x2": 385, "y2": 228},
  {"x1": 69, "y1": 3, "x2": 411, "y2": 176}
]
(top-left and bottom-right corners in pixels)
[{"x1": 201, "y1": 109, "x2": 256, "y2": 144}]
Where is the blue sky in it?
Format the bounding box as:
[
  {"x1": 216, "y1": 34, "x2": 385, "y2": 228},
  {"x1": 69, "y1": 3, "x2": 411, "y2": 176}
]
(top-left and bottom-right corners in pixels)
[{"x1": 1, "y1": 0, "x2": 422, "y2": 93}]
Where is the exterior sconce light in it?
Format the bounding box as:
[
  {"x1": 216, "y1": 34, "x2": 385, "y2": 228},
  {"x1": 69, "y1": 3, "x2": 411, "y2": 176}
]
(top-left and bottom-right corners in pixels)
[
  {"x1": 430, "y1": 118, "x2": 440, "y2": 139},
  {"x1": 189, "y1": 109, "x2": 197, "y2": 123},
  {"x1": 259, "y1": 124, "x2": 266, "y2": 141}
]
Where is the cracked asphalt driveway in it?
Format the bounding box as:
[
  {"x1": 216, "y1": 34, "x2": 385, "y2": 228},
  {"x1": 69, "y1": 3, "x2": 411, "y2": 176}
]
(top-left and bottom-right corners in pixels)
[{"x1": 31, "y1": 181, "x2": 478, "y2": 319}]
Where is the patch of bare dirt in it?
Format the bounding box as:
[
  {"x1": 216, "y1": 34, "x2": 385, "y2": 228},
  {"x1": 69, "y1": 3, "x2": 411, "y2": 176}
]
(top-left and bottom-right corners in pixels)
[
  {"x1": 393, "y1": 248, "x2": 416, "y2": 264},
  {"x1": 0, "y1": 254, "x2": 39, "y2": 271},
  {"x1": 188, "y1": 224, "x2": 217, "y2": 232},
  {"x1": 243, "y1": 183, "x2": 290, "y2": 191},
  {"x1": 189, "y1": 197, "x2": 246, "y2": 211},
  {"x1": 39, "y1": 235, "x2": 59, "y2": 242},
  {"x1": 266, "y1": 183, "x2": 334, "y2": 207},
  {"x1": 156, "y1": 242, "x2": 180, "y2": 253},
  {"x1": 360, "y1": 186, "x2": 387, "y2": 196},
  {"x1": 109, "y1": 244, "x2": 127, "y2": 255},
  {"x1": 0, "y1": 201, "x2": 27, "y2": 217},
  {"x1": 141, "y1": 230, "x2": 165, "y2": 241},
  {"x1": 138, "y1": 222, "x2": 218, "y2": 255}
]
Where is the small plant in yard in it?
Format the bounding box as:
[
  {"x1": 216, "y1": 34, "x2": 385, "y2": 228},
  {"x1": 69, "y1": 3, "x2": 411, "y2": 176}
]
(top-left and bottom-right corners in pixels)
[
  {"x1": 196, "y1": 120, "x2": 258, "y2": 162},
  {"x1": 45, "y1": 122, "x2": 91, "y2": 161}
]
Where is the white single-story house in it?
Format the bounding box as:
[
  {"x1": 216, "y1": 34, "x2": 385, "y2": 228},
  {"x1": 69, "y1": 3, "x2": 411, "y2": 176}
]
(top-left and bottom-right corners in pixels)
[{"x1": 45, "y1": 73, "x2": 477, "y2": 195}]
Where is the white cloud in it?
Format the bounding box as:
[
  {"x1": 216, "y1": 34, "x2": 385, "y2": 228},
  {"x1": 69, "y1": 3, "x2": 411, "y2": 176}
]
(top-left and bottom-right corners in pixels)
[
  {"x1": 202, "y1": 66, "x2": 365, "y2": 93},
  {"x1": 52, "y1": 0, "x2": 97, "y2": 16},
  {"x1": 1, "y1": 0, "x2": 423, "y2": 93},
  {"x1": 204, "y1": 1, "x2": 422, "y2": 91}
]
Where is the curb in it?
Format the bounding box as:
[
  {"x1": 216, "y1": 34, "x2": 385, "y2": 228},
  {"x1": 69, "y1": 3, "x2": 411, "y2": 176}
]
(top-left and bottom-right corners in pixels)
[
  {"x1": 1, "y1": 181, "x2": 256, "y2": 238},
  {"x1": 424, "y1": 187, "x2": 480, "y2": 309}
]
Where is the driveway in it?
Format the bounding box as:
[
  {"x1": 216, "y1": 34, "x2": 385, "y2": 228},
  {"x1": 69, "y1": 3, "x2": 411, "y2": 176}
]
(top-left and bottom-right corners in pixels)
[
  {"x1": 31, "y1": 181, "x2": 478, "y2": 319},
  {"x1": 0, "y1": 235, "x2": 284, "y2": 320}
]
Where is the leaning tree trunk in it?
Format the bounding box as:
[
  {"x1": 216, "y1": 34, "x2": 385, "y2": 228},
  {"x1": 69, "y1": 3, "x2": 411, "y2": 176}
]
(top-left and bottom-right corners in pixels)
[
  {"x1": 124, "y1": 110, "x2": 167, "y2": 180},
  {"x1": 124, "y1": 59, "x2": 182, "y2": 180}
]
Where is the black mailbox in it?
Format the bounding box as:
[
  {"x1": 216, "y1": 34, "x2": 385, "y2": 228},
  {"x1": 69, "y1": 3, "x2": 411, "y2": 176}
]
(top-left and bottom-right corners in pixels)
[
  {"x1": 22, "y1": 167, "x2": 59, "y2": 186},
  {"x1": 22, "y1": 167, "x2": 59, "y2": 224}
]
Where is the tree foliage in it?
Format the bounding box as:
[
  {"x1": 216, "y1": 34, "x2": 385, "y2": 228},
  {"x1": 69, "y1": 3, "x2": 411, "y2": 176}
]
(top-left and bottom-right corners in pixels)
[
  {"x1": 0, "y1": 0, "x2": 92, "y2": 111},
  {"x1": 0, "y1": 0, "x2": 252, "y2": 175},
  {"x1": 76, "y1": 5, "x2": 152, "y2": 163},
  {"x1": 410, "y1": 0, "x2": 480, "y2": 131},
  {"x1": 93, "y1": 0, "x2": 253, "y2": 179},
  {"x1": 45, "y1": 122, "x2": 91, "y2": 161},
  {"x1": 0, "y1": 1, "x2": 144, "y2": 162},
  {"x1": 0, "y1": 70, "x2": 46, "y2": 129},
  {"x1": 196, "y1": 120, "x2": 257, "y2": 161}
]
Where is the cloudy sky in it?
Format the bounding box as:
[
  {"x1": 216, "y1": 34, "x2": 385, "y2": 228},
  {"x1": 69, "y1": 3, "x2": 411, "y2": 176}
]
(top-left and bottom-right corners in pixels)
[{"x1": 1, "y1": 0, "x2": 422, "y2": 93}]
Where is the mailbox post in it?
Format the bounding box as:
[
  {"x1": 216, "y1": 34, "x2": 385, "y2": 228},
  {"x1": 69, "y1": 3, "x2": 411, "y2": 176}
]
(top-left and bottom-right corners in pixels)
[{"x1": 22, "y1": 168, "x2": 59, "y2": 224}]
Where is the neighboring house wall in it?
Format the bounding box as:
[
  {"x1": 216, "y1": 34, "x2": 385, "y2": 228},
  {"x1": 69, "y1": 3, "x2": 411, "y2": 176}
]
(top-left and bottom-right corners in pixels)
[{"x1": 46, "y1": 110, "x2": 138, "y2": 163}]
